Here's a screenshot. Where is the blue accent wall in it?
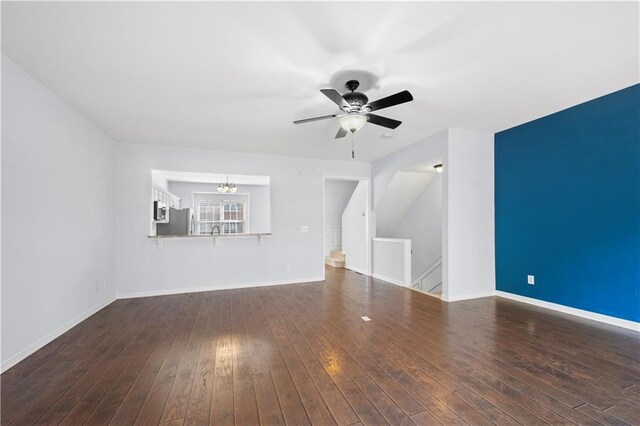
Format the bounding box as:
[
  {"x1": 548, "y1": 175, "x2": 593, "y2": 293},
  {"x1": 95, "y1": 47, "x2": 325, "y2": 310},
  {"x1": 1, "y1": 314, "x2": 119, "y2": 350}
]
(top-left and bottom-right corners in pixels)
[{"x1": 495, "y1": 84, "x2": 640, "y2": 322}]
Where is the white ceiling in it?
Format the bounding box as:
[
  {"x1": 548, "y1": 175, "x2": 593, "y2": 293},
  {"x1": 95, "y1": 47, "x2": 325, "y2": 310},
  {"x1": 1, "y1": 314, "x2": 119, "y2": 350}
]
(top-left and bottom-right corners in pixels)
[{"x1": 2, "y1": 2, "x2": 638, "y2": 162}]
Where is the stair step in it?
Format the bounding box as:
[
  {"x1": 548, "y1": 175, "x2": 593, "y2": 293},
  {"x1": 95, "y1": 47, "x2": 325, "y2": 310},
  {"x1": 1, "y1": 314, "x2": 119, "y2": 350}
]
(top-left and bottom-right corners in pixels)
[
  {"x1": 325, "y1": 255, "x2": 345, "y2": 268},
  {"x1": 327, "y1": 252, "x2": 344, "y2": 261},
  {"x1": 326, "y1": 255, "x2": 345, "y2": 262}
]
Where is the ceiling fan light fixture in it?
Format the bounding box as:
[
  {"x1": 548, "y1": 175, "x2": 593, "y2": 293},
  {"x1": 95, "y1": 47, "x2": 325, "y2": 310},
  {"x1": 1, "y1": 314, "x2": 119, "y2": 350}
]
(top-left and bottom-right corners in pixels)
[{"x1": 339, "y1": 113, "x2": 368, "y2": 133}]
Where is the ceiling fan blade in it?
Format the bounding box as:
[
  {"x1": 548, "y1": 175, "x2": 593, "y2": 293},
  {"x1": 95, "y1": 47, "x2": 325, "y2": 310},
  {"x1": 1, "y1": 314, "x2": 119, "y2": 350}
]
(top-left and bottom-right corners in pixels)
[
  {"x1": 293, "y1": 114, "x2": 338, "y2": 124},
  {"x1": 366, "y1": 90, "x2": 413, "y2": 112},
  {"x1": 335, "y1": 127, "x2": 348, "y2": 139},
  {"x1": 365, "y1": 113, "x2": 402, "y2": 129},
  {"x1": 321, "y1": 89, "x2": 350, "y2": 109}
]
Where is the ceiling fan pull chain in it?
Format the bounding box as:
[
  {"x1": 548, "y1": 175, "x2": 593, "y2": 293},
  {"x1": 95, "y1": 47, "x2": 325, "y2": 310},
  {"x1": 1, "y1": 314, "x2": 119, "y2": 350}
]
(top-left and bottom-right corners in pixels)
[{"x1": 351, "y1": 133, "x2": 355, "y2": 159}]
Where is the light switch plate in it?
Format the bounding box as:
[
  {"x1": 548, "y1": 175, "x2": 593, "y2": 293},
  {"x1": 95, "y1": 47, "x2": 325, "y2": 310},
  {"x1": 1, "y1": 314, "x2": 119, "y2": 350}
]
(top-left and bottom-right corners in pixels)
[
  {"x1": 300, "y1": 226, "x2": 309, "y2": 233},
  {"x1": 527, "y1": 275, "x2": 535, "y2": 285}
]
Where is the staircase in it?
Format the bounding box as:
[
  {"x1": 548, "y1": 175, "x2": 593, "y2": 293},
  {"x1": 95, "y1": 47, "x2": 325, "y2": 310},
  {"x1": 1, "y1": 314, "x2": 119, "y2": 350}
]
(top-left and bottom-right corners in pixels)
[
  {"x1": 411, "y1": 256, "x2": 442, "y2": 297},
  {"x1": 325, "y1": 249, "x2": 345, "y2": 268}
]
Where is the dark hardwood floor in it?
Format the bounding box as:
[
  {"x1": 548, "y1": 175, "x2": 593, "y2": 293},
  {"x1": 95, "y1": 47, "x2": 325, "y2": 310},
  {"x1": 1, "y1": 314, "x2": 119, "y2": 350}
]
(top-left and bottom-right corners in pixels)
[{"x1": 2, "y1": 267, "x2": 639, "y2": 425}]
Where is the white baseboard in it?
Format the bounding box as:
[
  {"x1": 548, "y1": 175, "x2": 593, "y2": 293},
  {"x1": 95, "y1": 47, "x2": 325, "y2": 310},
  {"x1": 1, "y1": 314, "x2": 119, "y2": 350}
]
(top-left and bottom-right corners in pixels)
[
  {"x1": 442, "y1": 291, "x2": 496, "y2": 302},
  {"x1": 116, "y1": 276, "x2": 325, "y2": 299},
  {"x1": 346, "y1": 265, "x2": 370, "y2": 276},
  {"x1": 406, "y1": 284, "x2": 442, "y2": 299},
  {"x1": 496, "y1": 291, "x2": 640, "y2": 332},
  {"x1": 372, "y1": 273, "x2": 408, "y2": 287},
  {"x1": 0, "y1": 297, "x2": 116, "y2": 373}
]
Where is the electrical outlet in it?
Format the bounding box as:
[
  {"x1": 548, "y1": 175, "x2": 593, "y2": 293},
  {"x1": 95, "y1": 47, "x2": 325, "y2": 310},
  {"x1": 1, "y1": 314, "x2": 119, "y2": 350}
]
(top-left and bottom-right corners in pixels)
[
  {"x1": 300, "y1": 226, "x2": 309, "y2": 233},
  {"x1": 527, "y1": 275, "x2": 535, "y2": 285},
  {"x1": 102, "y1": 279, "x2": 108, "y2": 289},
  {"x1": 285, "y1": 264, "x2": 292, "y2": 272}
]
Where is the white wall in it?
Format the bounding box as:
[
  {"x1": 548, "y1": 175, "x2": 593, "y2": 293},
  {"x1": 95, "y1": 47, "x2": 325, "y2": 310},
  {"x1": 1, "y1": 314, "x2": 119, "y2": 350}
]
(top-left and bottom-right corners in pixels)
[
  {"x1": 168, "y1": 181, "x2": 271, "y2": 233},
  {"x1": 151, "y1": 173, "x2": 169, "y2": 190},
  {"x1": 372, "y1": 128, "x2": 495, "y2": 301},
  {"x1": 391, "y1": 173, "x2": 442, "y2": 280},
  {"x1": 323, "y1": 179, "x2": 357, "y2": 256},
  {"x1": 445, "y1": 128, "x2": 495, "y2": 301},
  {"x1": 1, "y1": 56, "x2": 116, "y2": 371},
  {"x1": 375, "y1": 171, "x2": 434, "y2": 237},
  {"x1": 372, "y1": 130, "x2": 448, "y2": 206},
  {"x1": 115, "y1": 143, "x2": 370, "y2": 297},
  {"x1": 341, "y1": 180, "x2": 371, "y2": 275}
]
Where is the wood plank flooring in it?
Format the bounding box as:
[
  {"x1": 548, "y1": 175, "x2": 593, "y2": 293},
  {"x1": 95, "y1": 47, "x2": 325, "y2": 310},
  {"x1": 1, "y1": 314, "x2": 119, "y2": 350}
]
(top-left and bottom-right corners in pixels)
[{"x1": 2, "y1": 267, "x2": 639, "y2": 425}]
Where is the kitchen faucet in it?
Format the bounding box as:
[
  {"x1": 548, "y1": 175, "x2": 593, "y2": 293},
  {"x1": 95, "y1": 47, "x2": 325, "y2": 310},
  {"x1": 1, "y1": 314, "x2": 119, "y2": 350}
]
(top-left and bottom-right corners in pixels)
[{"x1": 211, "y1": 225, "x2": 221, "y2": 235}]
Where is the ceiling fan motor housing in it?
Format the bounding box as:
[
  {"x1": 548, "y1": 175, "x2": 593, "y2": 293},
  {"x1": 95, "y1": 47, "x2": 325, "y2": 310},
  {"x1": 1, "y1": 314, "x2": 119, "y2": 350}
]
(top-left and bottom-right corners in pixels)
[
  {"x1": 342, "y1": 92, "x2": 368, "y2": 109},
  {"x1": 342, "y1": 80, "x2": 369, "y2": 109}
]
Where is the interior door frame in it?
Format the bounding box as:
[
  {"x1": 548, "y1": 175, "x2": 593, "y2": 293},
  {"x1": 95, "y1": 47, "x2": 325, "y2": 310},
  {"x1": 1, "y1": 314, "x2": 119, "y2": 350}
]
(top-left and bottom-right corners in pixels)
[{"x1": 322, "y1": 175, "x2": 372, "y2": 281}]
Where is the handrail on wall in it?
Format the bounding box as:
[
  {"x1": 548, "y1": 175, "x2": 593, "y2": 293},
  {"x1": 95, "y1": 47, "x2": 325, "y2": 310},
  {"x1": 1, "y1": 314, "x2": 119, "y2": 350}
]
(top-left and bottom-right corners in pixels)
[{"x1": 412, "y1": 255, "x2": 442, "y2": 288}]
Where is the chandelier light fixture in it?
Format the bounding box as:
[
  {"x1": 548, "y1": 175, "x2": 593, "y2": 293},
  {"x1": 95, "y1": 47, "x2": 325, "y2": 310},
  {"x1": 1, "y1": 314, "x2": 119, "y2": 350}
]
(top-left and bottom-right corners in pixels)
[{"x1": 217, "y1": 174, "x2": 237, "y2": 193}]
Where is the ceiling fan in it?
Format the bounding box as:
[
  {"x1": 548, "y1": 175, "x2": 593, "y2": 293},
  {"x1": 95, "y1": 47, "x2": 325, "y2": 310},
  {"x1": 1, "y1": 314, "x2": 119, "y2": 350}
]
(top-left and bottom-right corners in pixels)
[{"x1": 293, "y1": 80, "x2": 414, "y2": 139}]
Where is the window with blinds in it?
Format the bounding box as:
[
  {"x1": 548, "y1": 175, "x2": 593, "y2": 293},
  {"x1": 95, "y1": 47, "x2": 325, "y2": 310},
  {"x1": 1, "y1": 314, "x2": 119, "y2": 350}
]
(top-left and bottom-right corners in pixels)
[{"x1": 196, "y1": 200, "x2": 245, "y2": 234}]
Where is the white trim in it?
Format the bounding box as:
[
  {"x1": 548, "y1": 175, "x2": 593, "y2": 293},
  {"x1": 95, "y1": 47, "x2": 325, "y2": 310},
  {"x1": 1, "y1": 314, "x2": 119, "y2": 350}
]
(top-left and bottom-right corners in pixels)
[
  {"x1": 345, "y1": 265, "x2": 369, "y2": 276},
  {"x1": 411, "y1": 255, "x2": 442, "y2": 287},
  {"x1": 371, "y1": 237, "x2": 408, "y2": 243},
  {"x1": 496, "y1": 291, "x2": 640, "y2": 332},
  {"x1": 116, "y1": 276, "x2": 325, "y2": 299},
  {"x1": 424, "y1": 281, "x2": 443, "y2": 293},
  {"x1": 407, "y1": 285, "x2": 442, "y2": 299},
  {"x1": 0, "y1": 297, "x2": 116, "y2": 373},
  {"x1": 372, "y1": 273, "x2": 406, "y2": 287},
  {"x1": 442, "y1": 291, "x2": 496, "y2": 302}
]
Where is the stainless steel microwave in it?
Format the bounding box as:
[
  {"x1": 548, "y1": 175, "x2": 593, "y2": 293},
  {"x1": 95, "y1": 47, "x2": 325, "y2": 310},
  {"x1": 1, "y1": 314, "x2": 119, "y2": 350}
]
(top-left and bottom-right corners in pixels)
[{"x1": 153, "y1": 201, "x2": 168, "y2": 222}]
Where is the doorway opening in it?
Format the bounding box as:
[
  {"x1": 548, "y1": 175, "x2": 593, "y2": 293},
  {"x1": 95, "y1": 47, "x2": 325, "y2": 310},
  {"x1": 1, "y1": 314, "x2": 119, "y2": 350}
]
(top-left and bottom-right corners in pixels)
[
  {"x1": 322, "y1": 177, "x2": 371, "y2": 279},
  {"x1": 372, "y1": 159, "x2": 443, "y2": 297}
]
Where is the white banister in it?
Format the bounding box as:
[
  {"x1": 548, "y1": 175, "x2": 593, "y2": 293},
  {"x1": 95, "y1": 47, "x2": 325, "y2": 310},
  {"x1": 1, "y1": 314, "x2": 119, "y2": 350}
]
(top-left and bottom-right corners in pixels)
[
  {"x1": 412, "y1": 255, "x2": 442, "y2": 285},
  {"x1": 412, "y1": 255, "x2": 443, "y2": 293}
]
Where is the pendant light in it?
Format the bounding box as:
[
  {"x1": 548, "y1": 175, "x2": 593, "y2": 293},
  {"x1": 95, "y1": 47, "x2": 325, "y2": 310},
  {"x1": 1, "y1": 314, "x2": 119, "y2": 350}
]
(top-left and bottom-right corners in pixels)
[{"x1": 217, "y1": 174, "x2": 237, "y2": 193}]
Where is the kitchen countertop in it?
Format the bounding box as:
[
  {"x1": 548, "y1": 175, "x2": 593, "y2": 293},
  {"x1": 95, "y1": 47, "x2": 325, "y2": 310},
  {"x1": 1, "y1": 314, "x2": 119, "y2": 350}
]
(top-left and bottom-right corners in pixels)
[{"x1": 148, "y1": 233, "x2": 272, "y2": 239}]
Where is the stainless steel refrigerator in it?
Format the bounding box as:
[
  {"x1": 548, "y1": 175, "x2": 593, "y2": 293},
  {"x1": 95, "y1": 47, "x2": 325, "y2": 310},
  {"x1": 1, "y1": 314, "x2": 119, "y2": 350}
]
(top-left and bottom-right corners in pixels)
[{"x1": 157, "y1": 208, "x2": 193, "y2": 236}]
